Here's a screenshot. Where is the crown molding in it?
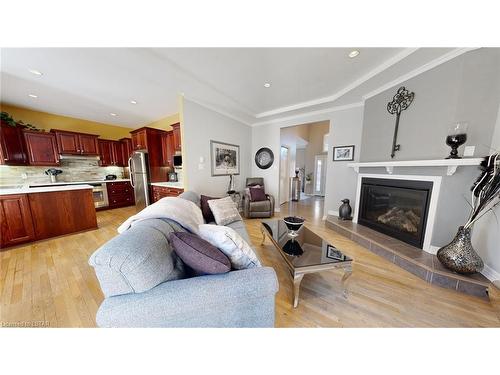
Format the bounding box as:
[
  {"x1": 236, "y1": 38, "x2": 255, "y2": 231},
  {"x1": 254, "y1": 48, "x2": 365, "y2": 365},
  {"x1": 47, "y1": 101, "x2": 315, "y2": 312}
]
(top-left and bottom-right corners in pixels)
[
  {"x1": 251, "y1": 102, "x2": 364, "y2": 127},
  {"x1": 362, "y1": 47, "x2": 479, "y2": 100},
  {"x1": 254, "y1": 48, "x2": 419, "y2": 119},
  {"x1": 182, "y1": 95, "x2": 253, "y2": 127}
]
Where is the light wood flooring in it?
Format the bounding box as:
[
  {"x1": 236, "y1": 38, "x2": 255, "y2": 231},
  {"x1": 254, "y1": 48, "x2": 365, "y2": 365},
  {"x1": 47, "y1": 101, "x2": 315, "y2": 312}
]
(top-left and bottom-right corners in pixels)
[{"x1": 1, "y1": 197, "x2": 499, "y2": 327}]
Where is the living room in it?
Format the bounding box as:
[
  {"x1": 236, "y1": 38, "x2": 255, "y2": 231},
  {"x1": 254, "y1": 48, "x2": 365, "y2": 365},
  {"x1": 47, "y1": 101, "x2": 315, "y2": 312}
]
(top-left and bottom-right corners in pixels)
[{"x1": 1, "y1": 2, "x2": 499, "y2": 375}]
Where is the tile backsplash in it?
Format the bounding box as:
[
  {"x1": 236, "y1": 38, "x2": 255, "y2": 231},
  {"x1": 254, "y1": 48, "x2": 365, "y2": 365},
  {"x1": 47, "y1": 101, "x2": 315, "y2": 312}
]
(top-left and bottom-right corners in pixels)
[{"x1": 0, "y1": 159, "x2": 125, "y2": 185}]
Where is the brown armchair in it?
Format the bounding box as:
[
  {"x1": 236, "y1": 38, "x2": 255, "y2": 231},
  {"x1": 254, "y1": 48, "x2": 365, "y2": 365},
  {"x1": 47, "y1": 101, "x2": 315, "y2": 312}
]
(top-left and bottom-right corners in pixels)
[{"x1": 242, "y1": 177, "x2": 275, "y2": 218}]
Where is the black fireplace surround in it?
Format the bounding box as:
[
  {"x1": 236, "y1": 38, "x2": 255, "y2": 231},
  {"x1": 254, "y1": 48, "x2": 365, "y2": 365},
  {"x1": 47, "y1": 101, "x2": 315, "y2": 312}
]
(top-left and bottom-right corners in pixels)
[{"x1": 358, "y1": 178, "x2": 433, "y2": 248}]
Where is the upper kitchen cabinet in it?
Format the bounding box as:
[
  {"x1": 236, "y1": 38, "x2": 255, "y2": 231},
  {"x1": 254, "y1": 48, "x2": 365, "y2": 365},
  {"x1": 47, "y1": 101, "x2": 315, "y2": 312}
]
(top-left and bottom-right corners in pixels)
[
  {"x1": 171, "y1": 123, "x2": 181, "y2": 151},
  {"x1": 99, "y1": 139, "x2": 124, "y2": 166},
  {"x1": 161, "y1": 130, "x2": 175, "y2": 167},
  {"x1": 51, "y1": 129, "x2": 99, "y2": 155},
  {"x1": 119, "y1": 137, "x2": 133, "y2": 162},
  {"x1": 0, "y1": 121, "x2": 28, "y2": 165},
  {"x1": 130, "y1": 127, "x2": 167, "y2": 182},
  {"x1": 23, "y1": 130, "x2": 60, "y2": 166},
  {"x1": 131, "y1": 128, "x2": 148, "y2": 151}
]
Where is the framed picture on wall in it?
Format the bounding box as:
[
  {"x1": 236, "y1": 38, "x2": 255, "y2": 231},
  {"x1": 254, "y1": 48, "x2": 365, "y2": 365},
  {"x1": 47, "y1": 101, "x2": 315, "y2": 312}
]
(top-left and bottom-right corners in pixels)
[
  {"x1": 332, "y1": 145, "x2": 355, "y2": 161},
  {"x1": 210, "y1": 140, "x2": 240, "y2": 176}
]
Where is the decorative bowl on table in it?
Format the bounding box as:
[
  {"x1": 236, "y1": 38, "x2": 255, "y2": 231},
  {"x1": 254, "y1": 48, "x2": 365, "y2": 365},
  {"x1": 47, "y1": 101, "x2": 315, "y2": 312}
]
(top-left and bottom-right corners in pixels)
[{"x1": 283, "y1": 216, "x2": 305, "y2": 242}]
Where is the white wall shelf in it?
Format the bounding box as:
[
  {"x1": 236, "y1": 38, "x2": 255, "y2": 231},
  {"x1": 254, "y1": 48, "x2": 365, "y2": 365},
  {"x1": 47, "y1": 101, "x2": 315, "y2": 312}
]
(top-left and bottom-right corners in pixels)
[{"x1": 348, "y1": 158, "x2": 483, "y2": 176}]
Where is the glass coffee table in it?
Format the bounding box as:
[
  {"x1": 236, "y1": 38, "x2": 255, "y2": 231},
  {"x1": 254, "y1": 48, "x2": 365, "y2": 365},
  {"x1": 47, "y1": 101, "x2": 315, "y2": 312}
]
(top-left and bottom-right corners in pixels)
[{"x1": 261, "y1": 218, "x2": 353, "y2": 308}]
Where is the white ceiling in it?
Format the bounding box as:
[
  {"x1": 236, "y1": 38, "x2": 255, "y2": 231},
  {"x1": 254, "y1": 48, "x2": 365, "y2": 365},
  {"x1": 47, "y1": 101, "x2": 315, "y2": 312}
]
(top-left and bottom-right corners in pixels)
[{"x1": 0, "y1": 47, "x2": 471, "y2": 127}]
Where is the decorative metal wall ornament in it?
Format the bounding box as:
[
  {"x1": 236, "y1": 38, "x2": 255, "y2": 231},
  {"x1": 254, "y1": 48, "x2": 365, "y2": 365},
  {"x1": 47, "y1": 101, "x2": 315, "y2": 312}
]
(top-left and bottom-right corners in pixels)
[{"x1": 387, "y1": 86, "x2": 415, "y2": 158}]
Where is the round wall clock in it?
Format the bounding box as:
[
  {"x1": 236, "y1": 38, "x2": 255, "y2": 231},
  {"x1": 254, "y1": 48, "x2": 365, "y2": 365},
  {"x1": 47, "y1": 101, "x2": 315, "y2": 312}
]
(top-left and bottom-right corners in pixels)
[{"x1": 255, "y1": 147, "x2": 274, "y2": 169}]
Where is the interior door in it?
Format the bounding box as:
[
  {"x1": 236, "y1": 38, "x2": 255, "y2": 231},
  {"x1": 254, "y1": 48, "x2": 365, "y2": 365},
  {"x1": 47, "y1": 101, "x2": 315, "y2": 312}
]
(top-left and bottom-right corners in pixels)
[
  {"x1": 279, "y1": 146, "x2": 290, "y2": 205},
  {"x1": 313, "y1": 154, "x2": 327, "y2": 196}
]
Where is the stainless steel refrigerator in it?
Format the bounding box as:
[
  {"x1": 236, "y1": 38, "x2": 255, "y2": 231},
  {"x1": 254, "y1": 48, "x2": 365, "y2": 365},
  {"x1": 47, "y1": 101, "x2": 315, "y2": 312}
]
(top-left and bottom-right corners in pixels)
[{"x1": 128, "y1": 151, "x2": 150, "y2": 211}]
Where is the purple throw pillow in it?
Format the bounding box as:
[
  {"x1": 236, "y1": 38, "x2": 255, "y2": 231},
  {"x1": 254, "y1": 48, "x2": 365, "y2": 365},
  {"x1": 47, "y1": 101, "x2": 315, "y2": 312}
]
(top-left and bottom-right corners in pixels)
[
  {"x1": 169, "y1": 232, "x2": 231, "y2": 275},
  {"x1": 249, "y1": 186, "x2": 267, "y2": 202},
  {"x1": 200, "y1": 195, "x2": 219, "y2": 223}
]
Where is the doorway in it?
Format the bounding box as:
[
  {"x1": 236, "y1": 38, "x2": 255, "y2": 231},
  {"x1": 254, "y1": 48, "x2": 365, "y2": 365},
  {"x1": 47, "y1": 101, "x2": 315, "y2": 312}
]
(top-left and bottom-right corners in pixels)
[
  {"x1": 279, "y1": 146, "x2": 290, "y2": 205},
  {"x1": 313, "y1": 154, "x2": 327, "y2": 196}
]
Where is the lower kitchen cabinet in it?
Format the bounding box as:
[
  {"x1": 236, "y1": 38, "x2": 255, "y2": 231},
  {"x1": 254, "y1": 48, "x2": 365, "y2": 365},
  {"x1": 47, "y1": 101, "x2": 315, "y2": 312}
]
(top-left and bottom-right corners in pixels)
[
  {"x1": 106, "y1": 181, "x2": 135, "y2": 208},
  {"x1": 28, "y1": 189, "x2": 98, "y2": 241},
  {"x1": 0, "y1": 194, "x2": 36, "y2": 248},
  {"x1": 151, "y1": 185, "x2": 184, "y2": 202},
  {"x1": 0, "y1": 188, "x2": 97, "y2": 249}
]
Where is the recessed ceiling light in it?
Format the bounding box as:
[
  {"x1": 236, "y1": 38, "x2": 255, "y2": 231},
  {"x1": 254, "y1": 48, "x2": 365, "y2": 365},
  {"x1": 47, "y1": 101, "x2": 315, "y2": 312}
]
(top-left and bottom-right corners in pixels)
[
  {"x1": 28, "y1": 69, "x2": 43, "y2": 76},
  {"x1": 110, "y1": 113, "x2": 118, "y2": 117},
  {"x1": 348, "y1": 50, "x2": 360, "y2": 58},
  {"x1": 264, "y1": 82, "x2": 271, "y2": 88},
  {"x1": 130, "y1": 100, "x2": 137, "y2": 104},
  {"x1": 28, "y1": 94, "x2": 38, "y2": 98}
]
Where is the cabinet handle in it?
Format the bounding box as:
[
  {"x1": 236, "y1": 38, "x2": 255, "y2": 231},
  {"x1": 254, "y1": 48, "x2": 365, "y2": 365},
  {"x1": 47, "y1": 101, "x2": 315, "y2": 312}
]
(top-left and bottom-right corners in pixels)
[{"x1": 4, "y1": 157, "x2": 8, "y2": 161}]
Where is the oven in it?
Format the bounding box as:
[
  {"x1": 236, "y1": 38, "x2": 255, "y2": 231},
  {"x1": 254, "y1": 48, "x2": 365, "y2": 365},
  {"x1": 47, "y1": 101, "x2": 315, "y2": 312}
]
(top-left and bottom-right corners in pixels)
[{"x1": 89, "y1": 183, "x2": 109, "y2": 208}]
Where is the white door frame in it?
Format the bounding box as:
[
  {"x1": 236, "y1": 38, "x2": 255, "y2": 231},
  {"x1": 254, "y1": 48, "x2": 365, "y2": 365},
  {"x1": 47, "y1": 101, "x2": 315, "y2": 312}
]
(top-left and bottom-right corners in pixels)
[
  {"x1": 313, "y1": 154, "x2": 327, "y2": 196},
  {"x1": 279, "y1": 146, "x2": 290, "y2": 205}
]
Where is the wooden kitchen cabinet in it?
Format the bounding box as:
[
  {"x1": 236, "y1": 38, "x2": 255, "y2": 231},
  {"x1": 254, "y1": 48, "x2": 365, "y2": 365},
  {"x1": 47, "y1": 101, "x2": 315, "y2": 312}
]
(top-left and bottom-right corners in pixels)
[
  {"x1": 161, "y1": 131, "x2": 175, "y2": 166},
  {"x1": 131, "y1": 129, "x2": 148, "y2": 150},
  {"x1": 52, "y1": 129, "x2": 99, "y2": 155},
  {"x1": 0, "y1": 121, "x2": 28, "y2": 165},
  {"x1": 119, "y1": 137, "x2": 133, "y2": 162},
  {"x1": 106, "y1": 181, "x2": 135, "y2": 208},
  {"x1": 23, "y1": 130, "x2": 60, "y2": 166},
  {"x1": 151, "y1": 185, "x2": 183, "y2": 202},
  {"x1": 171, "y1": 123, "x2": 181, "y2": 151},
  {"x1": 0, "y1": 194, "x2": 35, "y2": 248},
  {"x1": 130, "y1": 127, "x2": 167, "y2": 182},
  {"x1": 99, "y1": 139, "x2": 124, "y2": 166},
  {"x1": 28, "y1": 189, "x2": 97, "y2": 241}
]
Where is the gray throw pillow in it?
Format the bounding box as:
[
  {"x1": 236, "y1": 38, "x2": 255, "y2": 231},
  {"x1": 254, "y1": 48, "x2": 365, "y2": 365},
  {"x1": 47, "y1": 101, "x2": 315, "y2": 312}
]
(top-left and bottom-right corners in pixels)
[
  {"x1": 169, "y1": 232, "x2": 231, "y2": 275},
  {"x1": 208, "y1": 196, "x2": 242, "y2": 226}
]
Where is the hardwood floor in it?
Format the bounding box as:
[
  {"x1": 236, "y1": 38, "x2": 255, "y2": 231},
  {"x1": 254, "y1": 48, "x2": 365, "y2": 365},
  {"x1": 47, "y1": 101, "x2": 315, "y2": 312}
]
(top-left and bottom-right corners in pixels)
[{"x1": 1, "y1": 198, "x2": 499, "y2": 327}]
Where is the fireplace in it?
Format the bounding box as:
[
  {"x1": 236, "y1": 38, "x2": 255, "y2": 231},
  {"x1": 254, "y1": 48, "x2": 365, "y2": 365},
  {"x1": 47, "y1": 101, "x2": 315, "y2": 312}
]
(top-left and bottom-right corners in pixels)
[{"x1": 357, "y1": 177, "x2": 433, "y2": 248}]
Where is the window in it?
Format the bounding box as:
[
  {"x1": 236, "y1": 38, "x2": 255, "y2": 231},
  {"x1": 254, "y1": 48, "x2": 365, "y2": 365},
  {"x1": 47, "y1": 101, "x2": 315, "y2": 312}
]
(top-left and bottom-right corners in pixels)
[{"x1": 323, "y1": 133, "x2": 329, "y2": 152}]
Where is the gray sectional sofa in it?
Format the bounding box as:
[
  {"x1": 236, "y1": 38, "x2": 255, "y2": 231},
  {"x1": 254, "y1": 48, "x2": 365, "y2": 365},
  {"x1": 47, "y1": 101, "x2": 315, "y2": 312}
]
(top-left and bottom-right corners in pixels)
[{"x1": 89, "y1": 191, "x2": 279, "y2": 328}]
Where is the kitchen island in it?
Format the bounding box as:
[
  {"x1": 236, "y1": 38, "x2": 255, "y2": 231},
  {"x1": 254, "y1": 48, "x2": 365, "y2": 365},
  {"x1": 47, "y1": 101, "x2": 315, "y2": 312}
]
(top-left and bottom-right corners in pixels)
[{"x1": 0, "y1": 184, "x2": 97, "y2": 249}]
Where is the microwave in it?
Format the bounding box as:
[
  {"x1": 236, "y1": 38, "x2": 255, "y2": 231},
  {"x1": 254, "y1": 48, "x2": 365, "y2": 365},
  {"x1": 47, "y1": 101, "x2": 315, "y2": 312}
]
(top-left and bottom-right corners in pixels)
[{"x1": 173, "y1": 155, "x2": 182, "y2": 167}]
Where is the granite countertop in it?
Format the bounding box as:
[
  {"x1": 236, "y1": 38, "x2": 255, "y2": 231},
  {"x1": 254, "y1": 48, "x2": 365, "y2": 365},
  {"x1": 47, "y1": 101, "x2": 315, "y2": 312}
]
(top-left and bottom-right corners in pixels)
[
  {"x1": 0, "y1": 184, "x2": 94, "y2": 196},
  {"x1": 150, "y1": 181, "x2": 184, "y2": 189}
]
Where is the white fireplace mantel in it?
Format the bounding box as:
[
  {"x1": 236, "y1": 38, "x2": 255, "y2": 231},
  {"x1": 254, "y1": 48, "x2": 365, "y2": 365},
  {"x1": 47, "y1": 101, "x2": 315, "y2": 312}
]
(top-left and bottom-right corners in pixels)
[{"x1": 348, "y1": 158, "x2": 483, "y2": 176}]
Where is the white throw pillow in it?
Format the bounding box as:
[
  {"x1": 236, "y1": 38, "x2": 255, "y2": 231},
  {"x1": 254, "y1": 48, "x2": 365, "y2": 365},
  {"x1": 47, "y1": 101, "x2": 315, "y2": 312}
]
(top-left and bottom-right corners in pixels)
[
  {"x1": 207, "y1": 196, "x2": 242, "y2": 226},
  {"x1": 199, "y1": 224, "x2": 261, "y2": 269}
]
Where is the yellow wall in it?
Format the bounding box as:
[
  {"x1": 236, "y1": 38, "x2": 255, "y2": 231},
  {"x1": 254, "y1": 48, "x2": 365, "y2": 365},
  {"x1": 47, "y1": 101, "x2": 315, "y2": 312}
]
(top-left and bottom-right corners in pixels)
[
  {"x1": 1, "y1": 103, "x2": 180, "y2": 140},
  {"x1": 1, "y1": 103, "x2": 135, "y2": 140},
  {"x1": 145, "y1": 113, "x2": 180, "y2": 131}
]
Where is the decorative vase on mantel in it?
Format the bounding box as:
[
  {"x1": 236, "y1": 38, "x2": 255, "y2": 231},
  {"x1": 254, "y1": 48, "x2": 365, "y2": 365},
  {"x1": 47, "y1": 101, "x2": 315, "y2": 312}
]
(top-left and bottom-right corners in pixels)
[{"x1": 436, "y1": 226, "x2": 484, "y2": 274}]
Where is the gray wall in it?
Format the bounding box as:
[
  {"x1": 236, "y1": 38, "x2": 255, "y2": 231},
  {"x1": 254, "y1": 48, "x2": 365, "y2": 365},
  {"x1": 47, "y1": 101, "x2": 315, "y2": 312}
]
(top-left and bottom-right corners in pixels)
[
  {"x1": 251, "y1": 105, "x2": 364, "y2": 213},
  {"x1": 182, "y1": 98, "x2": 252, "y2": 196},
  {"x1": 361, "y1": 48, "x2": 500, "y2": 162},
  {"x1": 359, "y1": 48, "x2": 500, "y2": 277}
]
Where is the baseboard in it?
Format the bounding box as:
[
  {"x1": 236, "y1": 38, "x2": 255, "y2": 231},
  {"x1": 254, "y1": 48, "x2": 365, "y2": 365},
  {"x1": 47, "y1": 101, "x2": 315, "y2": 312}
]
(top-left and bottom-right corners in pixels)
[
  {"x1": 482, "y1": 264, "x2": 500, "y2": 282},
  {"x1": 428, "y1": 245, "x2": 440, "y2": 255},
  {"x1": 327, "y1": 210, "x2": 339, "y2": 218}
]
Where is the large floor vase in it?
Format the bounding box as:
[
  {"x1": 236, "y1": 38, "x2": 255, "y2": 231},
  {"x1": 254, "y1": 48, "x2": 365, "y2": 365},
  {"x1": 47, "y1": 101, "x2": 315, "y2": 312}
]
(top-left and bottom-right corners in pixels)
[{"x1": 437, "y1": 226, "x2": 484, "y2": 274}]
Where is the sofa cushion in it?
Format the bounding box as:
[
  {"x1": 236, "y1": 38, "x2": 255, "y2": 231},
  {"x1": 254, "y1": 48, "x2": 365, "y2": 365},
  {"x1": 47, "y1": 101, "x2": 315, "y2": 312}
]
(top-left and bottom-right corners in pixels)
[
  {"x1": 170, "y1": 232, "x2": 231, "y2": 275},
  {"x1": 200, "y1": 195, "x2": 219, "y2": 223},
  {"x1": 249, "y1": 186, "x2": 267, "y2": 202},
  {"x1": 199, "y1": 224, "x2": 261, "y2": 269},
  {"x1": 89, "y1": 218, "x2": 185, "y2": 298},
  {"x1": 208, "y1": 196, "x2": 242, "y2": 226}
]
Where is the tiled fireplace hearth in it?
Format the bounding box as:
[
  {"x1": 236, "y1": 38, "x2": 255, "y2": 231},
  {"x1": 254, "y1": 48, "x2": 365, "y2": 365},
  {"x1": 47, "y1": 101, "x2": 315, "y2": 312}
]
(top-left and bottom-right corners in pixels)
[{"x1": 325, "y1": 217, "x2": 490, "y2": 299}]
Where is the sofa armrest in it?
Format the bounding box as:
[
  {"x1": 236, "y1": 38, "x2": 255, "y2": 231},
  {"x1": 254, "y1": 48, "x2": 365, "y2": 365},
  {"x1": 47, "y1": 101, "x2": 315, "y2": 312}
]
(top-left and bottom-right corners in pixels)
[{"x1": 96, "y1": 267, "x2": 279, "y2": 328}]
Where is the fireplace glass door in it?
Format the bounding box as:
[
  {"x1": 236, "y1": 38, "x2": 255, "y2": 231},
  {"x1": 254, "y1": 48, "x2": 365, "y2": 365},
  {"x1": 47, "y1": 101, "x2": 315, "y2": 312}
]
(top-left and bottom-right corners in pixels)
[{"x1": 358, "y1": 178, "x2": 433, "y2": 248}]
